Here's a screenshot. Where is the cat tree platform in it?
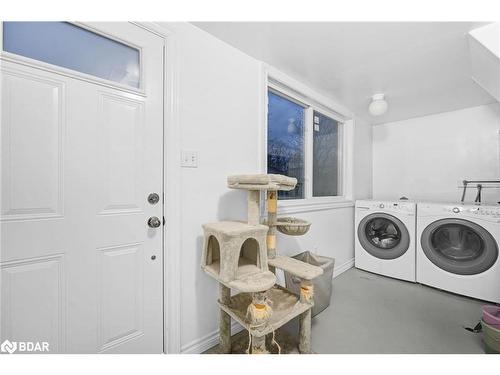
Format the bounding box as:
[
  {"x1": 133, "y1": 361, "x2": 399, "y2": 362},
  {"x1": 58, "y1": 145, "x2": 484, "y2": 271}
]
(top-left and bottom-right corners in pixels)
[
  {"x1": 268, "y1": 255, "x2": 323, "y2": 280},
  {"x1": 204, "y1": 260, "x2": 276, "y2": 293},
  {"x1": 218, "y1": 284, "x2": 312, "y2": 338},
  {"x1": 227, "y1": 174, "x2": 297, "y2": 191}
]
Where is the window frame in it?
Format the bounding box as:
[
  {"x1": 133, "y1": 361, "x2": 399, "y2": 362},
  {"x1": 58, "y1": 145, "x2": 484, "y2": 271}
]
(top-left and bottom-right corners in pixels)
[{"x1": 264, "y1": 68, "x2": 354, "y2": 214}]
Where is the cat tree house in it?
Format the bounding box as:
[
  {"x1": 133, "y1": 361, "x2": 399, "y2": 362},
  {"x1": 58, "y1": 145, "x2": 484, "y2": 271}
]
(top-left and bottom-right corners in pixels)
[{"x1": 201, "y1": 174, "x2": 323, "y2": 354}]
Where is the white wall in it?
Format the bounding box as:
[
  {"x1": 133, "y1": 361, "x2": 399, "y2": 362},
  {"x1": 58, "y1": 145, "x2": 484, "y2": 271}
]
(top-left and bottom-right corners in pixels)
[
  {"x1": 159, "y1": 22, "x2": 372, "y2": 353},
  {"x1": 469, "y1": 23, "x2": 500, "y2": 103},
  {"x1": 373, "y1": 103, "x2": 500, "y2": 204},
  {"x1": 276, "y1": 207, "x2": 355, "y2": 275},
  {"x1": 353, "y1": 118, "x2": 373, "y2": 199}
]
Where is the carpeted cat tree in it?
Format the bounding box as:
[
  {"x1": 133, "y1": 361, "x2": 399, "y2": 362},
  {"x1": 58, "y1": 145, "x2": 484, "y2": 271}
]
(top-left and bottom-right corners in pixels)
[{"x1": 201, "y1": 174, "x2": 323, "y2": 354}]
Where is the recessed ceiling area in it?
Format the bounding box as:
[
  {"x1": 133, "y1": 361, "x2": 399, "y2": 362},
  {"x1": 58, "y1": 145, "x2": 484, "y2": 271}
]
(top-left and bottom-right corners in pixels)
[{"x1": 192, "y1": 22, "x2": 496, "y2": 124}]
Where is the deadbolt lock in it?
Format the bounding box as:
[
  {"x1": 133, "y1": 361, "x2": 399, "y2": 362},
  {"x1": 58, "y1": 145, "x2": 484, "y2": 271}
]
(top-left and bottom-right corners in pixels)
[{"x1": 148, "y1": 193, "x2": 160, "y2": 205}]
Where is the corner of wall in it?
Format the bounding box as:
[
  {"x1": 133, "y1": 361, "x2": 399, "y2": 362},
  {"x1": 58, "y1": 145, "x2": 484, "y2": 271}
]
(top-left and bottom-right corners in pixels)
[{"x1": 353, "y1": 116, "x2": 373, "y2": 200}]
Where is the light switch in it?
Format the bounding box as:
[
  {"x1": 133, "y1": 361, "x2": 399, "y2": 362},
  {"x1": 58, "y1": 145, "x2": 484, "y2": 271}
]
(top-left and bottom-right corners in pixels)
[{"x1": 181, "y1": 150, "x2": 198, "y2": 168}]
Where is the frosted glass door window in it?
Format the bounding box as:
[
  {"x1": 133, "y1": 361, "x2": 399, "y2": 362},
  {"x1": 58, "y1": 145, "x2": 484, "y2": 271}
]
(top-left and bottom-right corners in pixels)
[
  {"x1": 3, "y1": 22, "x2": 140, "y2": 88},
  {"x1": 313, "y1": 111, "x2": 341, "y2": 197}
]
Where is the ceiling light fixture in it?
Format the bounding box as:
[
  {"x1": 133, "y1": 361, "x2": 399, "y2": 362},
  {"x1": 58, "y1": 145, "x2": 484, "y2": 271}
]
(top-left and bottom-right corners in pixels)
[{"x1": 368, "y1": 93, "x2": 388, "y2": 116}]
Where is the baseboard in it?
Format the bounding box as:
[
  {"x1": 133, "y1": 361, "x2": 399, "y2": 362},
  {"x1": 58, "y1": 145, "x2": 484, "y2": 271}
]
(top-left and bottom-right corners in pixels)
[
  {"x1": 180, "y1": 321, "x2": 243, "y2": 354},
  {"x1": 332, "y1": 257, "x2": 355, "y2": 279},
  {"x1": 181, "y1": 257, "x2": 354, "y2": 354}
]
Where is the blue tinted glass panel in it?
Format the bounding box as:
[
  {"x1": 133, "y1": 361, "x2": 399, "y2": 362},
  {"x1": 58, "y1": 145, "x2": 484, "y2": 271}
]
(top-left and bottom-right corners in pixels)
[
  {"x1": 3, "y1": 22, "x2": 140, "y2": 88},
  {"x1": 313, "y1": 111, "x2": 340, "y2": 197},
  {"x1": 267, "y1": 90, "x2": 305, "y2": 199}
]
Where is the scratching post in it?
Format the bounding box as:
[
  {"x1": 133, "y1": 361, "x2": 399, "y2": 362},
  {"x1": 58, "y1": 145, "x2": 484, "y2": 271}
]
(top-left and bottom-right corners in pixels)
[
  {"x1": 247, "y1": 291, "x2": 271, "y2": 354},
  {"x1": 267, "y1": 190, "x2": 277, "y2": 259},
  {"x1": 247, "y1": 190, "x2": 260, "y2": 225},
  {"x1": 219, "y1": 284, "x2": 232, "y2": 354},
  {"x1": 298, "y1": 309, "x2": 312, "y2": 354},
  {"x1": 298, "y1": 279, "x2": 313, "y2": 353},
  {"x1": 250, "y1": 335, "x2": 267, "y2": 354}
]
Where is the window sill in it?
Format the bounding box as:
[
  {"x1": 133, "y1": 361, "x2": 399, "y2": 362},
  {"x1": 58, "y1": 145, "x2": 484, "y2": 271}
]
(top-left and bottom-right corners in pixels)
[{"x1": 277, "y1": 198, "x2": 354, "y2": 214}]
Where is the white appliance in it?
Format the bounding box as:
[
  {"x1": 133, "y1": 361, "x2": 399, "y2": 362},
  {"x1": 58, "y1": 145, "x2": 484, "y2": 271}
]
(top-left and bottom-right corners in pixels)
[
  {"x1": 417, "y1": 202, "x2": 500, "y2": 303},
  {"x1": 355, "y1": 200, "x2": 416, "y2": 282}
]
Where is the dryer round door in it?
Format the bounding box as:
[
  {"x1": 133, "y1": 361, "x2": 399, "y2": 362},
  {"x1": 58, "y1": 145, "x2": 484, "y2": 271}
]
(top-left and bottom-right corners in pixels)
[
  {"x1": 420, "y1": 218, "x2": 499, "y2": 275},
  {"x1": 357, "y1": 213, "x2": 411, "y2": 259}
]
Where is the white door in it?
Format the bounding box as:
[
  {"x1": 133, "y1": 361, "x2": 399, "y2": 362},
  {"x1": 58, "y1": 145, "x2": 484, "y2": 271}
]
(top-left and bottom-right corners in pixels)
[{"x1": 1, "y1": 22, "x2": 164, "y2": 353}]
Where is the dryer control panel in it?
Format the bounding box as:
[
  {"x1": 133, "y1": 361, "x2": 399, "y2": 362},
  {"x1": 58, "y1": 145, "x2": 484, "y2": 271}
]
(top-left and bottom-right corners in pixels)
[
  {"x1": 443, "y1": 205, "x2": 500, "y2": 218},
  {"x1": 465, "y1": 206, "x2": 500, "y2": 218}
]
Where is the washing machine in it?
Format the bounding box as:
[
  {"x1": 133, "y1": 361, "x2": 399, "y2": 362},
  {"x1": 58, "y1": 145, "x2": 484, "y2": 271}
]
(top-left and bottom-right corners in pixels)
[
  {"x1": 417, "y1": 202, "x2": 500, "y2": 303},
  {"x1": 355, "y1": 200, "x2": 416, "y2": 282}
]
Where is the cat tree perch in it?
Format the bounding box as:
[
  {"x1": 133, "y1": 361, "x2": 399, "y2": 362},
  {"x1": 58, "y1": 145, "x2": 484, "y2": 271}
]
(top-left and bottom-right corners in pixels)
[{"x1": 201, "y1": 174, "x2": 323, "y2": 354}]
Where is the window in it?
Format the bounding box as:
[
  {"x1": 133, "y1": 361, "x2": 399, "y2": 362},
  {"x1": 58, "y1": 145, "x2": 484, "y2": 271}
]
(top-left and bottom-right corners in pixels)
[
  {"x1": 313, "y1": 111, "x2": 342, "y2": 197},
  {"x1": 2, "y1": 22, "x2": 140, "y2": 88},
  {"x1": 267, "y1": 87, "x2": 344, "y2": 201},
  {"x1": 267, "y1": 90, "x2": 305, "y2": 199}
]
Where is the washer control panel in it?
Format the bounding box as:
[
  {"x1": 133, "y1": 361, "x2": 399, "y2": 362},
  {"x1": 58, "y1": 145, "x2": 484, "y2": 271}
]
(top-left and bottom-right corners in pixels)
[{"x1": 358, "y1": 201, "x2": 415, "y2": 213}]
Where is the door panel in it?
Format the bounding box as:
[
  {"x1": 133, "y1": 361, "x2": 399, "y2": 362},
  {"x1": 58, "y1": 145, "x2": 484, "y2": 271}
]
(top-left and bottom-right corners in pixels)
[
  {"x1": 1, "y1": 70, "x2": 64, "y2": 220},
  {"x1": 1, "y1": 254, "x2": 66, "y2": 352},
  {"x1": 98, "y1": 93, "x2": 144, "y2": 215},
  {"x1": 1, "y1": 22, "x2": 164, "y2": 353},
  {"x1": 97, "y1": 243, "x2": 143, "y2": 352}
]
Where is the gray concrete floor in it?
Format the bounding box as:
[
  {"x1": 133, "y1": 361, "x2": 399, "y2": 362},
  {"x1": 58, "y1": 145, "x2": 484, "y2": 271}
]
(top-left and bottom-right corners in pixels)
[
  {"x1": 205, "y1": 267, "x2": 487, "y2": 354},
  {"x1": 302, "y1": 268, "x2": 485, "y2": 353}
]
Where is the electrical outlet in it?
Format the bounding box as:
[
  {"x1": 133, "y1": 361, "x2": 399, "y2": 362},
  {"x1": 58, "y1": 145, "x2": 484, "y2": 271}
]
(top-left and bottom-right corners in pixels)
[{"x1": 181, "y1": 150, "x2": 198, "y2": 168}]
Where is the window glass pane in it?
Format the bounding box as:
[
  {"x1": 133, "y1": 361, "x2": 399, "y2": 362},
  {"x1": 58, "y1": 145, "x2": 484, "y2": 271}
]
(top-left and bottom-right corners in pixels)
[
  {"x1": 3, "y1": 22, "x2": 140, "y2": 88},
  {"x1": 267, "y1": 90, "x2": 305, "y2": 199},
  {"x1": 313, "y1": 111, "x2": 340, "y2": 196}
]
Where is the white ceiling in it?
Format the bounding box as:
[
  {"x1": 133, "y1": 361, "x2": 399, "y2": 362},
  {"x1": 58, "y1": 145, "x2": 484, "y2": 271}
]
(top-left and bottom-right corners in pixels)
[{"x1": 192, "y1": 22, "x2": 496, "y2": 124}]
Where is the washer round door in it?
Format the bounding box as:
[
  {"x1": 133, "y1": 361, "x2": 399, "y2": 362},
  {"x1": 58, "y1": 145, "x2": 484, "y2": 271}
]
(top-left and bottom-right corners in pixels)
[
  {"x1": 357, "y1": 213, "x2": 410, "y2": 259},
  {"x1": 420, "y1": 218, "x2": 499, "y2": 275}
]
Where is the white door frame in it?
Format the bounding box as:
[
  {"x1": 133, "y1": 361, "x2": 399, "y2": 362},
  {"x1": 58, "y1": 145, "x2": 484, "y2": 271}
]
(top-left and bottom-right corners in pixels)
[
  {"x1": 1, "y1": 21, "x2": 178, "y2": 353},
  {"x1": 132, "y1": 22, "x2": 182, "y2": 354}
]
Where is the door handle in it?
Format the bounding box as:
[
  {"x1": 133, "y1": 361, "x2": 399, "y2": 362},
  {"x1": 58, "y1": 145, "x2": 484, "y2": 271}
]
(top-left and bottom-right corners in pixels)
[{"x1": 147, "y1": 216, "x2": 161, "y2": 228}]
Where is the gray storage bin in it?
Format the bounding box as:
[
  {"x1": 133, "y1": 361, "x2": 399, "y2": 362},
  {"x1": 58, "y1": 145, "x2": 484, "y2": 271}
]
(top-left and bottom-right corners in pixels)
[{"x1": 284, "y1": 251, "x2": 335, "y2": 317}]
